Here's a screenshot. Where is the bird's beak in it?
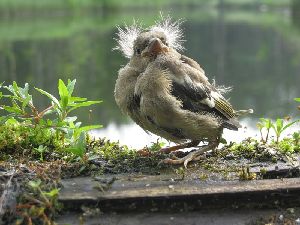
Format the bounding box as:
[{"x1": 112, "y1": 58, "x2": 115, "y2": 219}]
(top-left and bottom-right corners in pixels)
[{"x1": 142, "y1": 38, "x2": 167, "y2": 57}]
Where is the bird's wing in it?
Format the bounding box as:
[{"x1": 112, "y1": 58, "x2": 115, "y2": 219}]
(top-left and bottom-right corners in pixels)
[{"x1": 167, "y1": 60, "x2": 238, "y2": 127}]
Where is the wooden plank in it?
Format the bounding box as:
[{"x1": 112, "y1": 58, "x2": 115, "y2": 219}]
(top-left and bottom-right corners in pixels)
[{"x1": 59, "y1": 176, "x2": 300, "y2": 211}]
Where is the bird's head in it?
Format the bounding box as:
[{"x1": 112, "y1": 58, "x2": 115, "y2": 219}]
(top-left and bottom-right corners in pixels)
[
  {"x1": 133, "y1": 30, "x2": 169, "y2": 59},
  {"x1": 114, "y1": 16, "x2": 184, "y2": 63}
]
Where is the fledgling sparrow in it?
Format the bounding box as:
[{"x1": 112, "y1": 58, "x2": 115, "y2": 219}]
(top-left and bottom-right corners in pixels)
[{"x1": 114, "y1": 17, "x2": 252, "y2": 167}]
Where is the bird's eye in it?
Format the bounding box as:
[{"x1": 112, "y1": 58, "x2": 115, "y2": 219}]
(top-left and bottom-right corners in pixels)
[
  {"x1": 136, "y1": 48, "x2": 141, "y2": 55},
  {"x1": 159, "y1": 37, "x2": 168, "y2": 46},
  {"x1": 160, "y1": 37, "x2": 166, "y2": 44}
]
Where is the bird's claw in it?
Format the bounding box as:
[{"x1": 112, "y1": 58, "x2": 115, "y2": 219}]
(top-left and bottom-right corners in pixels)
[
  {"x1": 160, "y1": 144, "x2": 214, "y2": 168},
  {"x1": 159, "y1": 152, "x2": 197, "y2": 168}
]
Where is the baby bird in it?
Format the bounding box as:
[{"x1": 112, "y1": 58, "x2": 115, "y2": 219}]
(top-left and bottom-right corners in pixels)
[{"x1": 114, "y1": 17, "x2": 252, "y2": 167}]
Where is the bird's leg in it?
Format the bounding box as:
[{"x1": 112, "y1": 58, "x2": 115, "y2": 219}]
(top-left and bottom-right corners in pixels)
[
  {"x1": 160, "y1": 140, "x2": 200, "y2": 154},
  {"x1": 161, "y1": 141, "x2": 219, "y2": 168}
]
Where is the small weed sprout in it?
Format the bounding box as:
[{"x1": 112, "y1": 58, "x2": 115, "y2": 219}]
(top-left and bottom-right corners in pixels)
[
  {"x1": 33, "y1": 145, "x2": 48, "y2": 161},
  {"x1": 271, "y1": 118, "x2": 300, "y2": 144},
  {"x1": 257, "y1": 117, "x2": 299, "y2": 144},
  {"x1": 175, "y1": 167, "x2": 185, "y2": 180},
  {"x1": 293, "y1": 132, "x2": 300, "y2": 146},
  {"x1": 15, "y1": 179, "x2": 61, "y2": 225},
  {"x1": 148, "y1": 139, "x2": 166, "y2": 152},
  {"x1": 257, "y1": 118, "x2": 272, "y2": 143}
]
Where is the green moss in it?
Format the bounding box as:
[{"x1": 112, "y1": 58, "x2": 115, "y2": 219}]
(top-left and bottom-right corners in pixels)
[
  {"x1": 86, "y1": 138, "x2": 166, "y2": 174},
  {"x1": 277, "y1": 138, "x2": 296, "y2": 153},
  {"x1": 0, "y1": 120, "x2": 167, "y2": 175},
  {"x1": 268, "y1": 134, "x2": 300, "y2": 155},
  {"x1": 0, "y1": 123, "x2": 65, "y2": 160},
  {"x1": 227, "y1": 138, "x2": 258, "y2": 159}
]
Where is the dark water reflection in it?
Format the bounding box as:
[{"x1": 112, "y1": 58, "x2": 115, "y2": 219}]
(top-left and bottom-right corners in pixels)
[{"x1": 0, "y1": 5, "x2": 299, "y2": 146}]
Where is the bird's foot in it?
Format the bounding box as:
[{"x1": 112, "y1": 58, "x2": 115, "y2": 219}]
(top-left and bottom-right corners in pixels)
[
  {"x1": 160, "y1": 144, "x2": 216, "y2": 168},
  {"x1": 160, "y1": 140, "x2": 200, "y2": 154}
]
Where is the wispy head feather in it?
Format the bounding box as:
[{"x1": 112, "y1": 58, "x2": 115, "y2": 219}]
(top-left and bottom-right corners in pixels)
[
  {"x1": 113, "y1": 21, "x2": 142, "y2": 58},
  {"x1": 150, "y1": 15, "x2": 185, "y2": 51},
  {"x1": 114, "y1": 15, "x2": 185, "y2": 58}
]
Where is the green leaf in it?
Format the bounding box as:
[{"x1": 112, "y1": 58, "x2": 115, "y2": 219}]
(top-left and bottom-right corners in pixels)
[
  {"x1": 265, "y1": 119, "x2": 272, "y2": 129},
  {"x1": 5, "y1": 117, "x2": 19, "y2": 125},
  {"x1": 78, "y1": 125, "x2": 102, "y2": 133},
  {"x1": 67, "y1": 79, "x2": 76, "y2": 96},
  {"x1": 69, "y1": 100, "x2": 102, "y2": 107},
  {"x1": 260, "y1": 118, "x2": 272, "y2": 129},
  {"x1": 46, "y1": 119, "x2": 53, "y2": 126},
  {"x1": 275, "y1": 118, "x2": 283, "y2": 132},
  {"x1": 12, "y1": 81, "x2": 19, "y2": 96},
  {"x1": 69, "y1": 96, "x2": 87, "y2": 102},
  {"x1": 44, "y1": 188, "x2": 60, "y2": 197},
  {"x1": 0, "y1": 115, "x2": 15, "y2": 124},
  {"x1": 58, "y1": 79, "x2": 69, "y2": 109},
  {"x1": 295, "y1": 98, "x2": 300, "y2": 102},
  {"x1": 66, "y1": 146, "x2": 84, "y2": 157},
  {"x1": 2, "y1": 105, "x2": 23, "y2": 114},
  {"x1": 21, "y1": 95, "x2": 32, "y2": 110},
  {"x1": 34, "y1": 145, "x2": 47, "y2": 153},
  {"x1": 35, "y1": 88, "x2": 61, "y2": 109},
  {"x1": 67, "y1": 100, "x2": 102, "y2": 113},
  {"x1": 4, "y1": 84, "x2": 15, "y2": 95},
  {"x1": 19, "y1": 83, "x2": 29, "y2": 98},
  {"x1": 282, "y1": 119, "x2": 300, "y2": 131},
  {"x1": 66, "y1": 132, "x2": 86, "y2": 157}
]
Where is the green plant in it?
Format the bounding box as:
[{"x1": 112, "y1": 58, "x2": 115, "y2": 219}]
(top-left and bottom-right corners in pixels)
[
  {"x1": 147, "y1": 139, "x2": 166, "y2": 152},
  {"x1": 271, "y1": 118, "x2": 300, "y2": 143},
  {"x1": 293, "y1": 132, "x2": 300, "y2": 146},
  {"x1": 257, "y1": 117, "x2": 300, "y2": 144},
  {"x1": 33, "y1": 145, "x2": 48, "y2": 161},
  {"x1": 35, "y1": 79, "x2": 101, "y2": 123},
  {"x1": 15, "y1": 180, "x2": 61, "y2": 225},
  {"x1": 257, "y1": 118, "x2": 272, "y2": 143},
  {"x1": 276, "y1": 137, "x2": 297, "y2": 153},
  {"x1": 175, "y1": 167, "x2": 185, "y2": 180},
  {"x1": 0, "y1": 79, "x2": 102, "y2": 158}
]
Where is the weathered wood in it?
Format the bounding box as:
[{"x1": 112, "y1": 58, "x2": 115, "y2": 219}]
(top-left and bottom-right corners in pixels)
[{"x1": 59, "y1": 175, "x2": 300, "y2": 212}]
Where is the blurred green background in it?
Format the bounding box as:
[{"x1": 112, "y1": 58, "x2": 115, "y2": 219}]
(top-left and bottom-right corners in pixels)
[{"x1": 0, "y1": 0, "x2": 299, "y2": 142}]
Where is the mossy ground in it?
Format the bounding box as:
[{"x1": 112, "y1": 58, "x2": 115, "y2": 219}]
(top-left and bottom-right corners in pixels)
[
  {"x1": 0, "y1": 123, "x2": 299, "y2": 179},
  {"x1": 0, "y1": 123, "x2": 299, "y2": 224}
]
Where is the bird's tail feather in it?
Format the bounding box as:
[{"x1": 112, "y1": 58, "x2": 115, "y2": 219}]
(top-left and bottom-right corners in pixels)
[{"x1": 223, "y1": 118, "x2": 241, "y2": 131}]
